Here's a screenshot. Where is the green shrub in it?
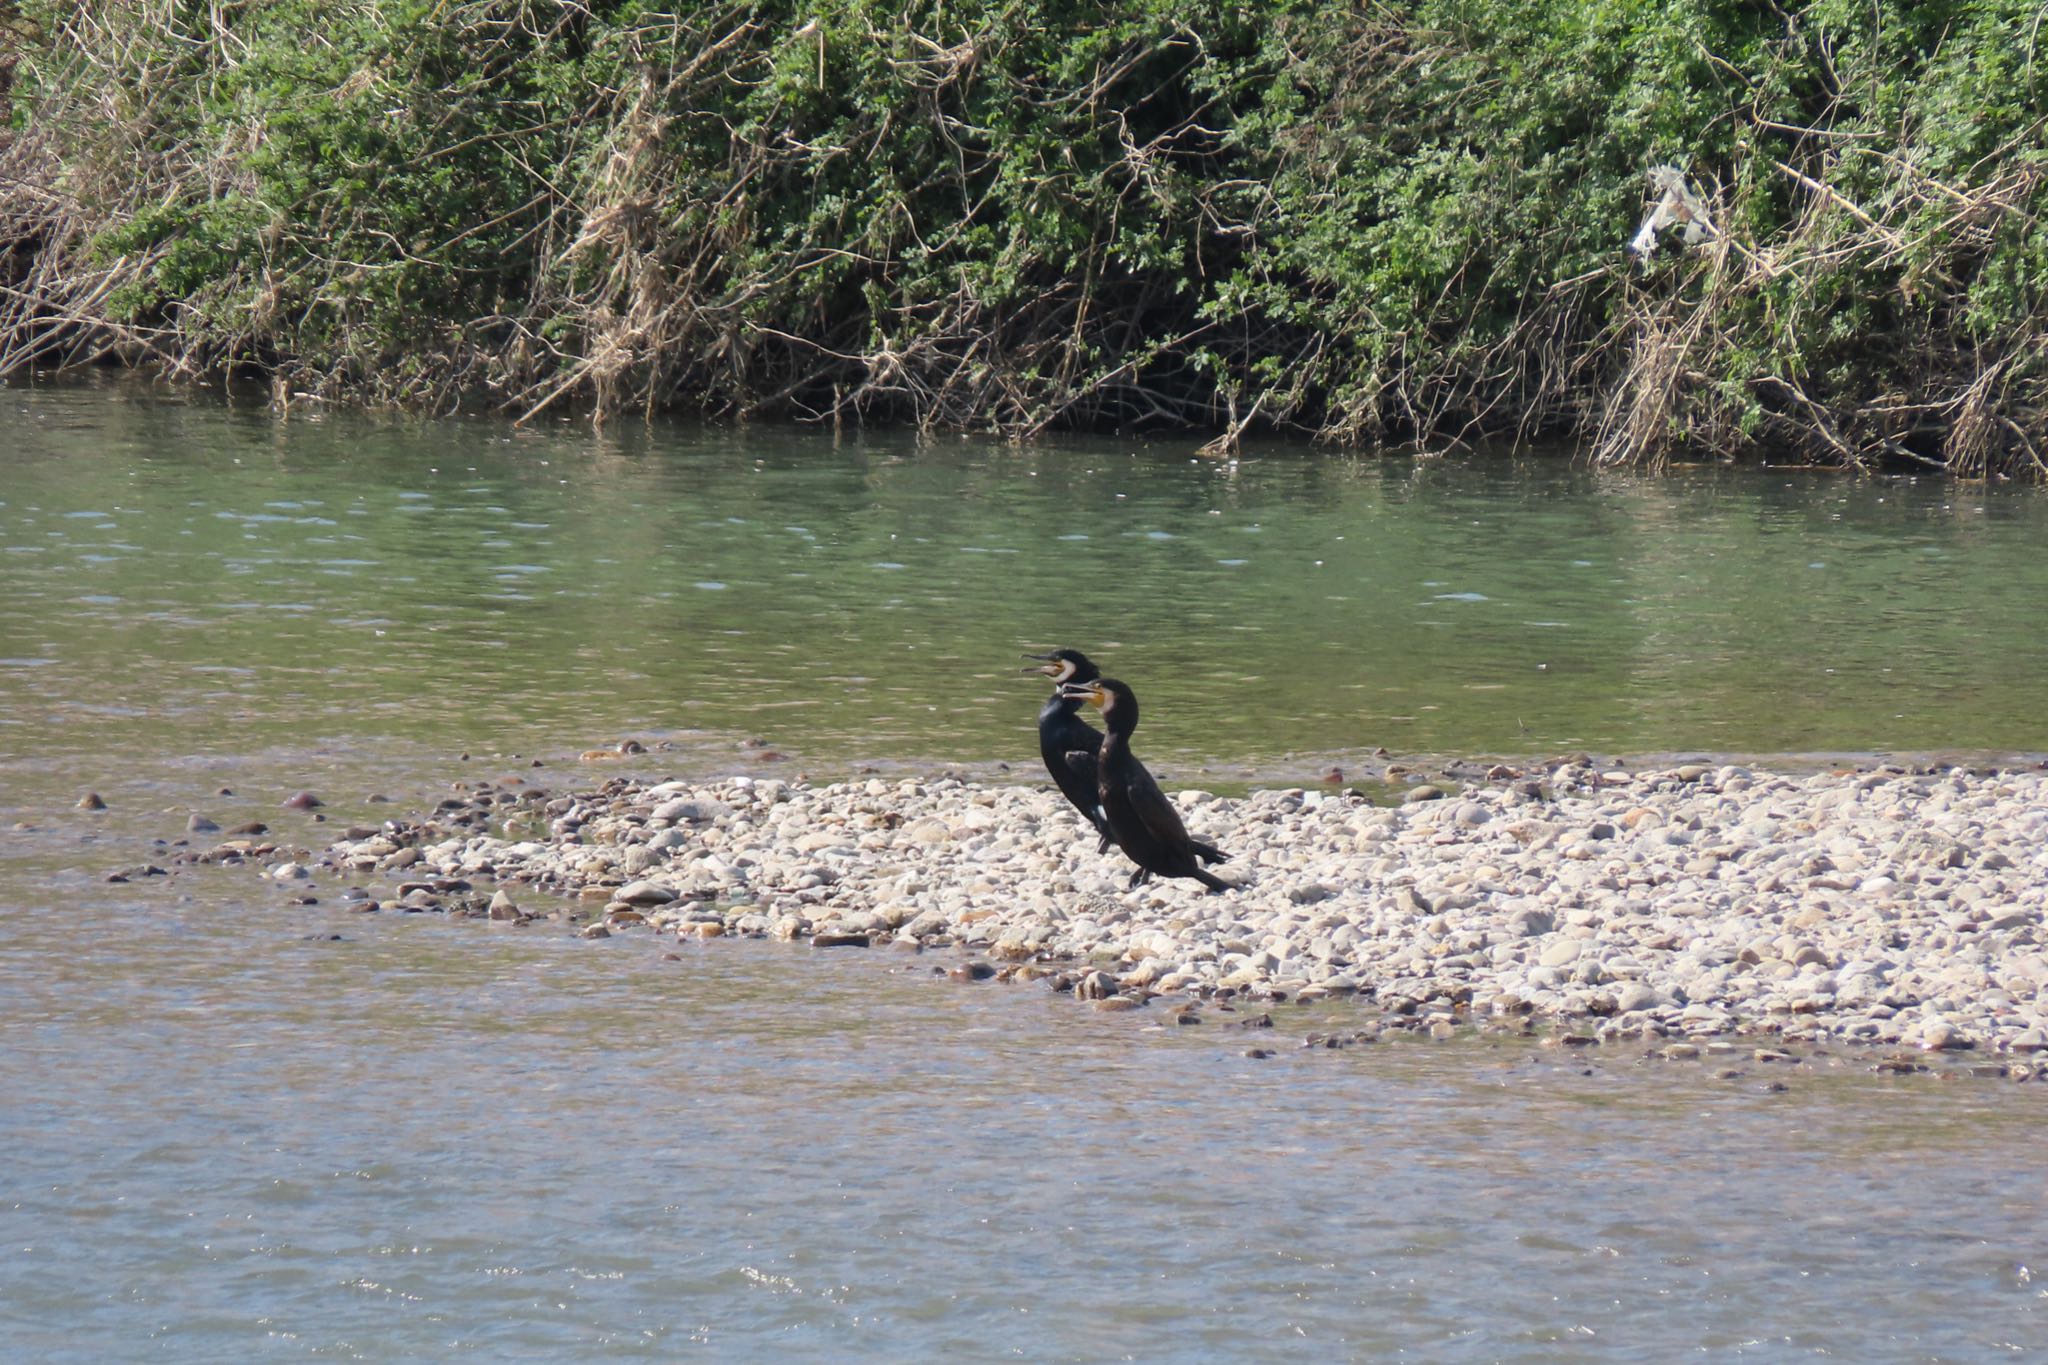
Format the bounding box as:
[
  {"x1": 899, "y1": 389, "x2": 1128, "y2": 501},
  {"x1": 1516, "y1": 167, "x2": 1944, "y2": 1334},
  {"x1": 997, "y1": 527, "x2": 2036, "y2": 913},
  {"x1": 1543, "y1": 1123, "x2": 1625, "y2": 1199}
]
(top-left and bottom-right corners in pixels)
[{"x1": 2, "y1": 0, "x2": 2042, "y2": 472}]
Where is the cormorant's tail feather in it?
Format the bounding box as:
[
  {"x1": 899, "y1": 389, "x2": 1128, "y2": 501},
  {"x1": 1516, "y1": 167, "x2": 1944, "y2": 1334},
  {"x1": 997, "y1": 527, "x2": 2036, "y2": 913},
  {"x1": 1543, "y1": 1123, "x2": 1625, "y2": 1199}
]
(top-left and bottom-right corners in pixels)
[
  {"x1": 1191, "y1": 840, "x2": 1229, "y2": 865},
  {"x1": 1192, "y1": 866, "x2": 1231, "y2": 894}
]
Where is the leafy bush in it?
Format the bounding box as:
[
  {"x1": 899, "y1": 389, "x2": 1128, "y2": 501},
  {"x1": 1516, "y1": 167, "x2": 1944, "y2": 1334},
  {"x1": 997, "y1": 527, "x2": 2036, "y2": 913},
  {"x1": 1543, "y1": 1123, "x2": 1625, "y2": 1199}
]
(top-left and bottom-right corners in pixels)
[{"x1": 2, "y1": 0, "x2": 2042, "y2": 473}]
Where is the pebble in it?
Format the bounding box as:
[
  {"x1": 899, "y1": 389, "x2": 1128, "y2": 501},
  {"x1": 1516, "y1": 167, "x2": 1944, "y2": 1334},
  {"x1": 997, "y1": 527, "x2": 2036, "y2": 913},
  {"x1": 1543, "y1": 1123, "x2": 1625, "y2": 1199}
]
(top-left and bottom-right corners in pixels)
[
  {"x1": 1074, "y1": 970, "x2": 1117, "y2": 1001},
  {"x1": 1919, "y1": 1020, "x2": 1968, "y2": 1052},
  {"x1": 1615, "y1": 982, "x2": 1661, "y2": 1013},
  {"x1": 303, "y1": 763, "x2": 2048, "y2": 1055}
]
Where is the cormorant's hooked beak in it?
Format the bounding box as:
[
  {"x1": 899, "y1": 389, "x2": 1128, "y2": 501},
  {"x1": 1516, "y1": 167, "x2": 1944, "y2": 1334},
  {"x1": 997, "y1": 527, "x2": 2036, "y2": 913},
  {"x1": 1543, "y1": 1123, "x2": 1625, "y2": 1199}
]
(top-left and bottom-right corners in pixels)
[
  {"x1": 1021, "y1": 651, "x2": 1063, "y2": 677},
  {"x1": 1058, "y1": 681, "x2": 1108, "y2": 708}
]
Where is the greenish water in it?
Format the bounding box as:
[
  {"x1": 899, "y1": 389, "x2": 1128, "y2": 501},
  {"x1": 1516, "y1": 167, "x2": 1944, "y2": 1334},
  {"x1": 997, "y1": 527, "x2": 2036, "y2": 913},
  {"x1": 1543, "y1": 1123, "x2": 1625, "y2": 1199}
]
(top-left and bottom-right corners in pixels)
[
  {"x1": 5, "y1": 379, "x2": 2047, "y2": 799},
  {"x1": 5, "y1": 380, "x2": 2048, "y2": 1359}
]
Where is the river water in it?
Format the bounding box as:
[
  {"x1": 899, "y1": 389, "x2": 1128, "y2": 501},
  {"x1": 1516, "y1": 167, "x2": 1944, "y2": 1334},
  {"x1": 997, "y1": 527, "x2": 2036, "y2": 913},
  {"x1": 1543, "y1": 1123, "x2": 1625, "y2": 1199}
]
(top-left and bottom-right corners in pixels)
[{"x1": 4, "y1": 379, "x2": 2046, "y2": 1358}]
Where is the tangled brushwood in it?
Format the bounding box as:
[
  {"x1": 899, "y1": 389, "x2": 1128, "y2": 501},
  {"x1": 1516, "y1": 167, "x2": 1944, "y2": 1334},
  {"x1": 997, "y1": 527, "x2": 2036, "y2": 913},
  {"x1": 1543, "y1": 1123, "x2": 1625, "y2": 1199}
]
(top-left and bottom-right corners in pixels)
[{"x1": 1, "y1": 2, "x2": 2043, "y2": 473}]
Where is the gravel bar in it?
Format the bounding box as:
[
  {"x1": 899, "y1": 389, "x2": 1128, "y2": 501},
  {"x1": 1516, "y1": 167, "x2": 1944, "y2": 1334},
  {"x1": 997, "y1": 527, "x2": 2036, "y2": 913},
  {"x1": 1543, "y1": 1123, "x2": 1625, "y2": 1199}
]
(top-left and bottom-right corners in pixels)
[{"x1": 311, "y1": 759, "x2": 2048, "y2": 1057}]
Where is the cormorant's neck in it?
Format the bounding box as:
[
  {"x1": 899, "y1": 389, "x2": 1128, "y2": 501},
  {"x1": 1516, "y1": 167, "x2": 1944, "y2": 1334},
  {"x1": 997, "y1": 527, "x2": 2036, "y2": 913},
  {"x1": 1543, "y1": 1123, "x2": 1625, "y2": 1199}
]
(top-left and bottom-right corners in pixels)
[{"x1": 1039, "y1": 692, "x2": 1080, "y2": 723}]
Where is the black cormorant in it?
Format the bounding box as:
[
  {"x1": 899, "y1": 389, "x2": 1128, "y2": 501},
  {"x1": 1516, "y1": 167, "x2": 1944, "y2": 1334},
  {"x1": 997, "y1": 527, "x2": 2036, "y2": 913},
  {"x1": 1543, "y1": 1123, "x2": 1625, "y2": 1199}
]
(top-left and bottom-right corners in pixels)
[
  {"x1": 1059, "y1": 676, "x2": 1231, "y2": 893},
  {"x1": 1022, "y1": 649, "x2": 1114, "y2": 852}
]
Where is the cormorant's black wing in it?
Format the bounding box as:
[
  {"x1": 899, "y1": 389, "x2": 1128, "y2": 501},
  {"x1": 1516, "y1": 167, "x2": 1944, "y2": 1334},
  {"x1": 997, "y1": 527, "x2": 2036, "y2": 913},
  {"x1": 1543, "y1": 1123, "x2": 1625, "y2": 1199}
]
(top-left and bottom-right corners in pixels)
[{"x1": 1124, "y1": 755, "x2": 1195, "y2": 852}]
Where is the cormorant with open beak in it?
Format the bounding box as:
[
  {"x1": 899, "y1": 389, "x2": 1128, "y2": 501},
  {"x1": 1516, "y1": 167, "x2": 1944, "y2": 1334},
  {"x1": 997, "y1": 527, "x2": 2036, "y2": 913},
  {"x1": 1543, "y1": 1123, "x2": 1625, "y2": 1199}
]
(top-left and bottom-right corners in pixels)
[{"x1": 1023, "y1": 649, "x2": 1114, "y2": 852}]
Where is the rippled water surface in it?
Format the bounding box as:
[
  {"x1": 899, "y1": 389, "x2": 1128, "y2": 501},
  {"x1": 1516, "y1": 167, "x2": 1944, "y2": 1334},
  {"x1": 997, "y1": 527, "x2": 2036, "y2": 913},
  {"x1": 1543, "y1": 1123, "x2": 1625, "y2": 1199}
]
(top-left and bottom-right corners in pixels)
[
  {"x1": 8, "y1": 840, "x2": 2047, "y2": 1361},
  {"x1": 5, "y1": 380, "x2": 2048, "y2": 787},
  {"x1": 5, "y1": 381, "x2": 2048, "y2": 1358}
]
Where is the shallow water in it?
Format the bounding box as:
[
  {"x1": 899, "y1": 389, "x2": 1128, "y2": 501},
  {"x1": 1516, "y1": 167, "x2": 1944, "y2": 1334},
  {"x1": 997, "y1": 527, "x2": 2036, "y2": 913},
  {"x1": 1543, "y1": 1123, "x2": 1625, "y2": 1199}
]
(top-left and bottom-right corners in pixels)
[
  {"x1": 6, "y1": 831, "x2": 2046, "y2": 1360},
  {"x1": 5, "y1": 380, "x2": 2048, "y2": 1358},
  {"x1": 5, "y1": 379, "x2": 2048, "y2": 796}
]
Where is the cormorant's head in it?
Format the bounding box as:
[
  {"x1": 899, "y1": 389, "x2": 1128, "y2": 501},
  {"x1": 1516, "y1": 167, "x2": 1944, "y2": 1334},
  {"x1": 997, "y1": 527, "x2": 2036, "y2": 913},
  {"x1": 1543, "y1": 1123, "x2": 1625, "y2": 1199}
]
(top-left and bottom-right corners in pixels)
[
  {"x1": 1022, "y1": 648, "x2": 1099, "y2": 685},
  {"x1": 1057, "y1": 677, "x2": 1135, "y2": 730},
  {"x1": 1064, "y1": 679, "x2": 1146, "y2": 732},
  {"x1": 1056, "y1": 679, "x2": 1108, "y2": 710}
]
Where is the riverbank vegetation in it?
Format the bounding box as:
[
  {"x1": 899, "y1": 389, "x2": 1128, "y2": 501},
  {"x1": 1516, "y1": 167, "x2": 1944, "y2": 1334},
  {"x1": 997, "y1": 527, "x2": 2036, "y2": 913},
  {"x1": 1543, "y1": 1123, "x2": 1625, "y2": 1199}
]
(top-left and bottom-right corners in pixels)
[{"x1": 2, "y1": 2, "x2": 2043, "y2": 473}]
